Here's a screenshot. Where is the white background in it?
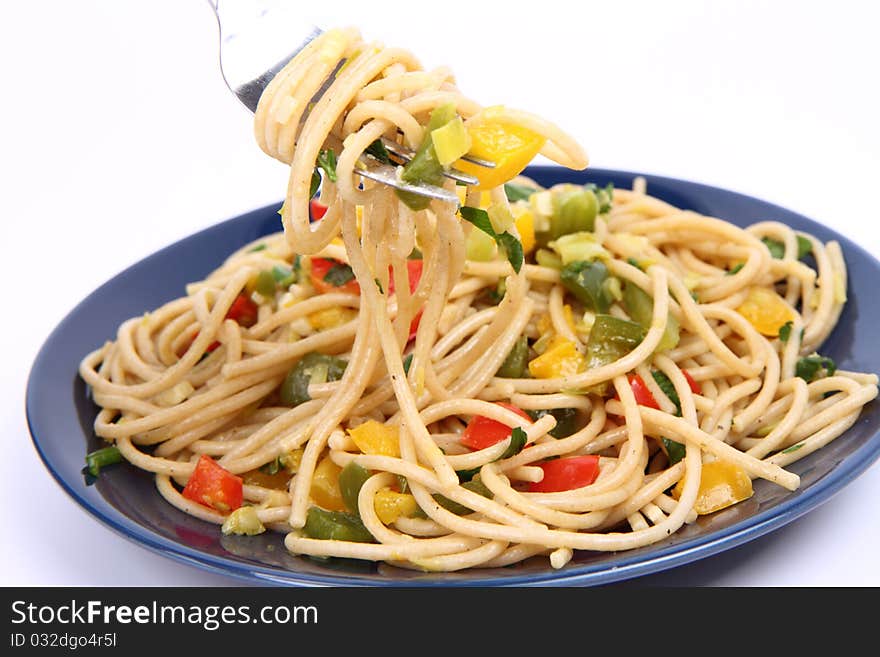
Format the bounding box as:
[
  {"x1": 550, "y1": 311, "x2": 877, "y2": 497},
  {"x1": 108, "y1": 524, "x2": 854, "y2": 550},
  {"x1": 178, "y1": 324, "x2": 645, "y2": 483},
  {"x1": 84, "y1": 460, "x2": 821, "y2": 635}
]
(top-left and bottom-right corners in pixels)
[{"x1": 2, "y1": 0, "x2": 878, "y2": 586}]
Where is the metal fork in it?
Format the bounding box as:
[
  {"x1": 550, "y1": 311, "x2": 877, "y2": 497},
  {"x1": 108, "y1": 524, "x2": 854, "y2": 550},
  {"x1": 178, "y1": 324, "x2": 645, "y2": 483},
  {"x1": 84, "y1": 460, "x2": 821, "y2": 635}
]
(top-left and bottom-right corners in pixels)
[{"x1": 209, "y1": 1, "x2": 493, "y2": 206}]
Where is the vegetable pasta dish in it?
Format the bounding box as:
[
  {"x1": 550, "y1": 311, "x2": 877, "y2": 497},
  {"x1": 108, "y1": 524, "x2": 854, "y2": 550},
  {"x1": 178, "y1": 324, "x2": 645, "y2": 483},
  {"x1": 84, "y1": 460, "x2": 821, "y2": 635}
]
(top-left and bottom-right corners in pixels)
[{"x1": 79, "y1": 28, "x2": 878, "y2": 572}]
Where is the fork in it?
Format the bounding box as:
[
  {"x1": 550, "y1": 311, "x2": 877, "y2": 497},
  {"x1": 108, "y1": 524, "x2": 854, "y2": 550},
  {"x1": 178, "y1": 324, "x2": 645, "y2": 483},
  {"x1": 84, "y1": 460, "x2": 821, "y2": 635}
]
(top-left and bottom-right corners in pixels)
[{"x1": 209, "y1": 1, "x2": 493, "y2": 205}]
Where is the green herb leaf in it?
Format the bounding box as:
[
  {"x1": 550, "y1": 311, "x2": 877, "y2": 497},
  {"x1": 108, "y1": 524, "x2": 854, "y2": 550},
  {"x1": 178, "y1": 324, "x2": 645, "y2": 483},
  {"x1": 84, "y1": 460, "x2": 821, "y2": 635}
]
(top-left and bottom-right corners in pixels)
[
  {"x1": 498, "y1": 427, "x2": 528, "y2": 461},
  {"x1": 323, "y1": 262, "x2": 356, "y2": 287},
  {"x1": 727, "y1": 262, "x2": 744, "y2": 276},
  {"x1": 459, "y1": 206, "x2": 524, "y2": 273},
  {"x1": 503, "y1": 182, "x2": 537, "y2": 202},
  {"x1": 626, "y1": 257, "x2": 643, "y2": 271},
  {"x1": 316, "y1": 149, "x2": 338, "y2": 182},
  {"x1": 309, "y1": 169, "x2": 321, "y2": 198},
  {"x1": 795, "y1": 355, "x2": 837, "y2": 382},
  {"x1": 651, "y1": 370, "x2": 682, "y2": 416},
  {"x1": 661, "y1": 437, "x2": 686, "y2": 465},
  {"x1": 585, "y1": 182, "x2": 614, "y2": 214},
  {"x1": 364, "y1": 139, "x2": 392, "y2": 164},
  {"x1": 402, "y1": 353, "x2": 413, "y2": 375},
  {"x1": 778, "y1": 321, "x2": 793, "y2": 343},
  {"x1": 280, "y1": 352, "x2": 348, "y2": 406},
  {"x1": 762, "y1": 236, "x2": 785, "y2": 259},
  {"x1": 260, "y1": 457, "x2": 283, "y2": 475},
  {"x1": 456, "y1": 467, "x2": 480, "y2": 483},
  {"x1": 797, "y1": 235, "x2": 812, "y2": 259},
  {"x1": 782, "y1": 442, "x2": 805, "y2": 454},
  {"x1": 525, "y1": 408, "x2": 581, "y2": 438},
  {"x1": 248, "y1": 243, "x2": 268, "y2": 253}
]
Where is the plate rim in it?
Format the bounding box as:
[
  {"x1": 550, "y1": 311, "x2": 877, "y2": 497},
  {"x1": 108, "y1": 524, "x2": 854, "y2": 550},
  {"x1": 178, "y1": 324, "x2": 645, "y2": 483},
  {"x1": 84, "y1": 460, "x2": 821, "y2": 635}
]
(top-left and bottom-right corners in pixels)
[{"x1": 25, "y1": 165, "x2": 880, "y2": 587}]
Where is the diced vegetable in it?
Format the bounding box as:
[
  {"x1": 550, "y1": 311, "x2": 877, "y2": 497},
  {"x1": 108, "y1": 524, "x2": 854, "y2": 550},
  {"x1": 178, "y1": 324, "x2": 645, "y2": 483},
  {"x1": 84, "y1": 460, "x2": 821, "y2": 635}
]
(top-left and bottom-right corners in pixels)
[
  {"x1": 466, "y1": 224, "x2": 498, "y2": 261},
  {"x1": 622, "y1": 281, "x2": 680, "y2": 352},
  {"x1": 525, "y1": 408, "x2": 581, "y2": 438},
  {"x1": 682, "y1": 370, "x2": 701, "y2": 394},
  {"x1": 761, "y1": 235, "x2": 812, "y2": 260},
  {"x1": 308, "y1": 306, "x2": 358, "y2": 330},
  {"x1": 459, "y1": 206, "x2": 524, "y2": 273},
  {"x1": 431, "y1": 115, "x2": 472, "y2": 166},
  {"x1": 181, "y1": 454, "x2": 243, "y2": 513},
  {"x1": 504, "y1": 182, "x2": 538, "y2": 202},
  {"x1": 651, "y1": 370, "x2": 681, "y2": 415},
  {"x1": 279, "y1": 352, "x2": 348, "y2": 407},
  {"x1": 365, "y1": 139, "x2": 392, "y2": 163},
  {"x1": 254, "y1": 270, "x2": 277, "y2": 298},
  {"x1": 309, "y1": 257, "x2": 361, "y2": 295},
  {"x1": 339, "y1": 461, "x2": 372, "y2": 514},
  {"x1": 226, "y1": 293, "x2": 259, "y2": 328},
  {"x1": 348, "y1": 420, "x2": 401, "y2": 457},
  {"x1": 487, "y1": 202, "x2": 515, "y2": 235},
  {"x1": 513, "y1": 208, "x2": 536, "y2": 254},
  {"x1": 661, "y1": 437, "x2": 686, "y2": 466},
  {"x1": 373, "y1": 489, "x2": 419, "y2": 524},
  {"x1": 309, "y1": 455, "x2": 346, "y2": 512},
  {"x1": 550, "y1": 232, "x2": 609, "y2": 265},
  {"x1": 456, "y1": 109, "x2": 547, "y2": 190},
  {"x1": 735, "y1": 287, "x2": 796, "y2": 337},
  {"x1": 302, "y1": 506, "x2": 374, "y2": 542},
  {"x1": 585, "y1": 315, "x2": 645, "y2": 370},
  {"x1": 387, "y1": 259, "x2": 424, "y2": 295},
  {"x1": 496, "y1": 335, "x2": 530, "y2": 378},
  {"x1": 795, "y1": 355, "x2": 837, "y2": 382},
  {"x1": 459, "y1": 402, "x2": 532, "y2": 451},
  {"x1": 672, "y1": 459, "x2": 753, "y2": 515},
  {"x1": 310, "y1": 198, "x2": 328, "y2": 221},
  {"x1": 397, "y1": 104, "x2": 458, "y2": 210},
  {"x1": 528, "y1": 336, "x2": 586, "y2": 379},
  {"x1": 535, "y1": 248, "x2": 563, "y2": 270},
  {"x1": 84, "y1": 445, "x2": 123, "y2": 477},
  {"x1": 585, "y1": 182, "x2": 615, "y2": 214},
  {"x1": 221, "y1": 506, "x2": 266, "y2": 536},
  {"x1": 559, "y1": 260, "x2": 616, "y2": 313},
  {"x1": 316, "y1": 149, "x2": 338, "y2": 182},
  {"x1": 628, "y1": 374, "x2": 660, "y2": 409},
  {"x1": 528, "y1": 455, "x2": 600, "y2": 493},
  {"x1": 434, "y1": 476, "x2": 493, "y2": 515},
  {"x1": 550, "y1": 186, "x2": 599, "y2": 237}
]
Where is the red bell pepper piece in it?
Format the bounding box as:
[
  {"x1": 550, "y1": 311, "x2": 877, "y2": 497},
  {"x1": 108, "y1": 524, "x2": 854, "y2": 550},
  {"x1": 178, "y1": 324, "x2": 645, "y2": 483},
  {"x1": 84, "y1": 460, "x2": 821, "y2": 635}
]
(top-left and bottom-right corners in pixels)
[
  {"x1": 309, "y1": 257, "x2": 361, "y2": 296},
  {"x1": 388, "y1": 259, "x2": 424, "y2": 295},
  {"x1": 682, "y1": 370, "x2": 702, "y2": 394},
  {"x1": 226, "y1": 293, "x2": 259, "y2": 328},
  {"x1": 628, "y1": 374, "x2": 660, "y2": 409},
  {"x1": 181, "y1": 455, "x2": 243, "y2": 512},
  {"x1": 460, "y1": 402, "x2": 532, "y2": 451},
  {"x1": 528, "y1": 455, "x2": 601, "y2": 493},
  {"x1": 310, "y1": 198, "x2": 328, "y2": 221}
]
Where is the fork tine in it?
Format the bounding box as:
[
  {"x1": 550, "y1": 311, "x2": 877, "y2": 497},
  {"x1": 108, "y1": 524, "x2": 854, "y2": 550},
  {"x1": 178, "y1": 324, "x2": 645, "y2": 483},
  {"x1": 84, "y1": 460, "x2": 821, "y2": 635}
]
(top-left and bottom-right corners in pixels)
[
  {"x1": 355, "y1": 160, "x2": 461, "y2": 206},
  {"x1": 377, "y1": 139, "x2": 480, "y2": 186},
  {"x1": 380, "y1": 137, "x2": 496, "y2": 169}
]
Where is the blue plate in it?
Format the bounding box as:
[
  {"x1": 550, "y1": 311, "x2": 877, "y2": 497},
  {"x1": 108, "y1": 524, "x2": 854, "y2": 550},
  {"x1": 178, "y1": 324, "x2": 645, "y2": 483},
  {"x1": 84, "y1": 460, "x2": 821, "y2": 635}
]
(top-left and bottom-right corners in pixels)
[{"x1": 26, "y1": 166, "x2": 880, "y2": 586}]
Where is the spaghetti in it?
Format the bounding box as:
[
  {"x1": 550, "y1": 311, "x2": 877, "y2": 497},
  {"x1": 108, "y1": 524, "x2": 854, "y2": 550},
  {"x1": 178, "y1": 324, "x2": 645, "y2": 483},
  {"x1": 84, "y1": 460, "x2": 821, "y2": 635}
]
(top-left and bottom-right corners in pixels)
[{"x1": 79, "y1": 28, "x2": 877, "y2": 572}]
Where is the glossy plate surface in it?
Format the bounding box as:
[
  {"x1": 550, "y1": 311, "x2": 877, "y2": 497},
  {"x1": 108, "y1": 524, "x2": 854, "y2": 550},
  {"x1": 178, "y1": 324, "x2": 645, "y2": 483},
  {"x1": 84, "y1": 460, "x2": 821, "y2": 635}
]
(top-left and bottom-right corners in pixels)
[{"x1": 26, "y1": 166, "x2": 880, "y2": 586}]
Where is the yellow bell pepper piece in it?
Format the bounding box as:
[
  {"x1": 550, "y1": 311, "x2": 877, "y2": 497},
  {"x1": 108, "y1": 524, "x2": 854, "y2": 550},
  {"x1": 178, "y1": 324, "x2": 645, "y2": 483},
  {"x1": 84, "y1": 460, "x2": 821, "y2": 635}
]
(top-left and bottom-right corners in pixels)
[
  {"x1": 310, "y1": 455, "x2": 346, "y2": 511},
  {"x1": 513, "y1": 208, "x2": 536, "y2": 254},
  {"x1": 456, "y1": 108, "x2": 546, "y2": 190},
  {"x1": 348, "y1": 420, "x2": 400, "y2": 457},
  {"x1": 373, "y1": 488, "x2": 419, "y2": 524},
  {"x1": 528, "y1": 336, "x2": 586, "y2": 378},
  {"x1": 672, "y1": 459, "x2": 753, "y2": 515},
  {"x1": 735, "y1": 287, "x2": 797, "y2": 337},
  {"x1": 308, "y1": 307, "x2": 358, "y2": 330}
]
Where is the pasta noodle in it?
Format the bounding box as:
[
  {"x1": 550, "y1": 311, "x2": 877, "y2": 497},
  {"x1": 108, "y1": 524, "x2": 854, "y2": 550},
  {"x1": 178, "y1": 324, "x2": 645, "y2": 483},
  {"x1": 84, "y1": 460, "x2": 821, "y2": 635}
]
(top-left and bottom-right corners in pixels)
[{"x1": 79, "y1": 28, "x2": 877, "y2": 572}]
